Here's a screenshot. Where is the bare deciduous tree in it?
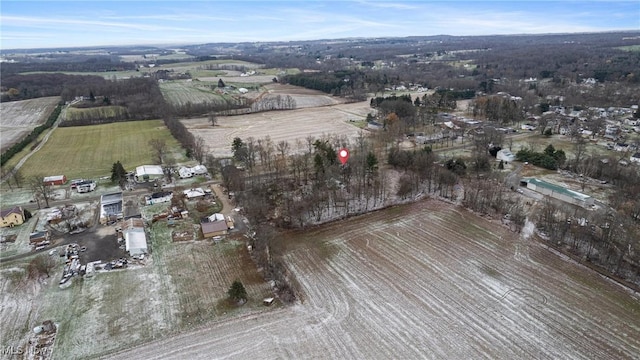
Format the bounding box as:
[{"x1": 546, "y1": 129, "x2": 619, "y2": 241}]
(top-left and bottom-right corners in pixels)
[
  {"x1": 28, "y1": 175, "x2": 53, "y2": 208},
  {"x1": 148, "y1": 138, "x2": 167, "y2": 164},
  {"x1": 208, "y1": 112, "x2": 217, "y2": 127},
  {"x1": 191, "y1": 136, "x2": 207, "y2": 164}
]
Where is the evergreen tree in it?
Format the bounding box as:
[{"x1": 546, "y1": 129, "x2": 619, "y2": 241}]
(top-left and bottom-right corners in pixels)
[
  {"x1": 366, "y1": 152, "x2": 378, "y2": 173},
  {"x1": 111, "y1": 161, "x2": 127, "y2": 186},
  {"x1": 227, "y1": 280, "x2": 247, "y2": 302}
]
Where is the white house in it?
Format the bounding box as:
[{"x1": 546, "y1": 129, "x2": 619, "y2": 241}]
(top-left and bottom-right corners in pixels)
[
  {"x1": 178, "y1": 165, "x2": 208, "y2": 179},
  {"x1": 496, "y1": 149, "x2": 516, "y2": 162},
  {"x1": 178, "y1": 167, "x2": 194, "y2": 179},
  {"x1": 183, "y1": 188, "x2": 206, "y2": 199},
  {"x1": 630, "y1": 153, "x2": 640, "y2": 164},
  {"x1": 145, "y1": 191, "x2": 173, "y2": 205}
]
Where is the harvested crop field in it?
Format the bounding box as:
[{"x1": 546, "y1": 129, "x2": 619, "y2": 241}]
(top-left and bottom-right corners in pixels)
[
  {"x1": 184, "y1": 101, "x2": 372, "y2": 158},
  {"x1": 261, "y1": 83, "x2": 344, "y2": 108},
  {"x1": 0, "y1": 97, "x2": 59, "y2": 152},
  {"x1": 110, "y1": 199, "x2": 640, "y2": 359}
]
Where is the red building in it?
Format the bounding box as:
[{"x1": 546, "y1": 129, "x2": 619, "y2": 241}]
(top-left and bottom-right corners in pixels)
[{"x1": 43, "y1": 175, "x2": 67, "y2": 186}]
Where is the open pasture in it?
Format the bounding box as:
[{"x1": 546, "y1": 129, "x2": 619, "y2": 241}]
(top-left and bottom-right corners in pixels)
[
  {"x1": 159, "y1": 80, "x2": 231, "y2": 107},
  {"x1": 109, "y1": 199, "x2": 640, "y2": 359},
  {"x1": 0, "y1": 97, "x2": 59, "y2": 152},
  {"x1": 14, "y1": 120, "x2": 184, "y2": 179},
  {"x1": 183, "y1": 100, "x2": 371, "y2": 158}
]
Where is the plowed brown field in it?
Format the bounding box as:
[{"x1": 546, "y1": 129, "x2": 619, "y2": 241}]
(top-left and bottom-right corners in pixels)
[{"x1": 109, "y1": 200, "x2": 640, "y2": 359}]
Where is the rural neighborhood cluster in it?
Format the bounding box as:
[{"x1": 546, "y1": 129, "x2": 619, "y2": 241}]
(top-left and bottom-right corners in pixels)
[{"x1": 1, "y1": 31, "x2": 639, "y2": 359}]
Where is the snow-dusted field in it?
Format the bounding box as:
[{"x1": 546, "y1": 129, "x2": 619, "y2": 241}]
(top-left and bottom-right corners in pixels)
[
  {"x1": 108, "y1": 200, "x2": 640, "y2": 359},
  {"x1": 183, "y1": 100, "x2": 371, "y2": 158},
  {"x1": 0, "y1": 97, "x2": 59, "y2": 152}
]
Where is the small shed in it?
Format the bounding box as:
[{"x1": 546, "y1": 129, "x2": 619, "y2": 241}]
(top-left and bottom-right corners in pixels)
[
  {"x1": 43, "y1": 175, "x2": 67, "y2": 186},
  {"x1": 29, "y1": 231, "x2": 50, "y2": 245}
]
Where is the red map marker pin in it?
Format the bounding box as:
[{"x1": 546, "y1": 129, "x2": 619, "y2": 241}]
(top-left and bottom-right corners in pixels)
[{"x1": 338, "y1": 148, "x2": 349, "y2": 165}]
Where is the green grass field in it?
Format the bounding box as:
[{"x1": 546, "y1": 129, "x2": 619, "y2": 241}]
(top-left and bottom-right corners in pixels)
[
  {"x1": 16, "y1": 120, "x2": 185, "y2": 179},
  {"x1": 159, "y1": 80, "x2": 231, "y2": 107}
]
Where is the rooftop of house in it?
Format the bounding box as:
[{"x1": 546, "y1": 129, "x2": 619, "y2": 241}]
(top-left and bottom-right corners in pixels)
[
  {"x1": 0, "y1": 206, "x2": 23, "y2": 218},
  {"x1": 201, "y1": 220, "x2": 228, "y2": 233}
]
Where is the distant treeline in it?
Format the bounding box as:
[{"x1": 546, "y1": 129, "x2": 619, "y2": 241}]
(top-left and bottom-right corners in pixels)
[
  {"x1": 1, "y1": 73, "x2": 107, "y2": 102},
  {"x1": 1, "y1": 104, "x2": 62, "y2": 166},
  {"x1": 0, "y1": 57, "x2": 135, "y2": 76}
]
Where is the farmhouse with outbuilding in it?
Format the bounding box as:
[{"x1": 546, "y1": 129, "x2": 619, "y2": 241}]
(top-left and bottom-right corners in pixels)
[{"x1": 0, "y1": 206, "x2": 25, "y2": 228}]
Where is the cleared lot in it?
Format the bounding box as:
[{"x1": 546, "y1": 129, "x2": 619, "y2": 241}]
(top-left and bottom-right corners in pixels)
[
  {"x1": 0, "y1": 230, "x2": 274, "y2": 360},
  {"x1": 109, "y1": 199, "x2": 640, "y2": 359},
  {"x1": 0, "y1": 97, "x2": 59, "y2": 152},
  {"x1": 184, "y1": 100, "x2": 371, "y2": 158}
]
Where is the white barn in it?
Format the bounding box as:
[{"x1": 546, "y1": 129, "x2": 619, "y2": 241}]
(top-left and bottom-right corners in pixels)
[
  {"x1": 121, "y1": 218, "x2": 148, "y2": 256},
  {"x1": 135, "y1": 165, "x2": 164, "y2": 183}
]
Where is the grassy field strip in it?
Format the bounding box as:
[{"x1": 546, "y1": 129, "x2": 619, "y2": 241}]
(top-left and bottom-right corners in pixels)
[
  {"x1": 14, "y1": 120, "x2": 185, "y2": 179},
  {"x1": 159, "y1": 81, "x2": 229, "y2": 107}
]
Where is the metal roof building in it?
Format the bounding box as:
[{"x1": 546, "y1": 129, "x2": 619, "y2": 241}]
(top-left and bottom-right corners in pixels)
[{"x1": 521, "y1": 178, "x2": 594, "y2": 207}]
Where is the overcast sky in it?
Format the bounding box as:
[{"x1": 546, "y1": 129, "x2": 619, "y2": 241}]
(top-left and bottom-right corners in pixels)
[{"x1": 1, "y1": 1, "x2": 639, "y2": 50}]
